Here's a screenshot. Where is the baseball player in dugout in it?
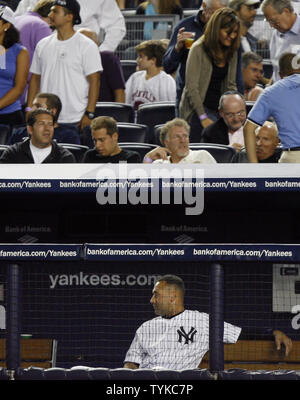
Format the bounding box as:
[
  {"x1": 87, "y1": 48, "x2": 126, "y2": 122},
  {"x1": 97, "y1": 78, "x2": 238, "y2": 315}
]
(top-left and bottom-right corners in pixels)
[{"x1": 124, "y1": 275, "x2": 292, "y2": 370}]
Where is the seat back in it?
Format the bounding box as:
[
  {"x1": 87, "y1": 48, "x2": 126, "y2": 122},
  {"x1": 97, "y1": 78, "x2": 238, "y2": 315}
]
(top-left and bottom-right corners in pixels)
[
  {"x1": 120, "y1": 60, "x2": 138, "y2": 82},
  {"x1": 0, "y1": 124, "x2": 11, "y2": 145},
  {"x1": 136, "y1": 102, "x2": 176, "y2": 143},
  {"x1": 95, "y1": 102, "x2": 135, "y2": 122},
  {"x1": 189, "y1": 143, "x2": 236, "y2": 163},
  {"x1": 60, "y1": 143, "x2": 89, "y2": 162},
  {"x1": 119, "y1": 142, "x2": 156, "y2": 159},
  {"x1": 117, "y1": 122, "x2": 149, "y2": 143}
]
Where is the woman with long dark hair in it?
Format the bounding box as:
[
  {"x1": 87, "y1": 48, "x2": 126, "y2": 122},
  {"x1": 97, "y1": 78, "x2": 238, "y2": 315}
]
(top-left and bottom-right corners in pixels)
[
  {"x1": 0, "y1": 5, "x2": 29, "y2": 126},
  {"x1": 179, "y1": 8, "x2": 241, "y2": 142}
]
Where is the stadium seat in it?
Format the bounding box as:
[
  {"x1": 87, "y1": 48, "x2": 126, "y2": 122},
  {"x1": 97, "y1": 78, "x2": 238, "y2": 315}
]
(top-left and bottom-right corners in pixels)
[
  {"x1": 119, "y1": 142, "x2": 156, "y2": 159},
  {"x1": 0, "y1": 367, "x2": 9, "y2": 380},
  {"x1": 189, "y1": 143, "x2": 236, "y2": 163},
  {"x1": 43, "y1": 367, "x2": 67, "y2": 380},
  {"x1": 136, "y1": 102, "x2": 176, "y2": 143},
  {"x1": 60, "y1": 143, "x2": 89, "y2": 162},
  {"x1": 120, "y1": 60, "x2": 138, "y2": 82},
  {"x1": 153, "y1": 124, "x2": 164, "y2": 146},
  {"x1": 95, "y1": 102, "x2": 135, "y2": 122},
  {"x1": 246, "y1": 101, "x2": 255, "y2": 115},
  {"x1": 262, "y1": 59, "x2": 273, "y2": 79},
  {"x1": 117, "y1": 122, "x2": 149, "y2": 143},
  {"x1": 132, "y1": 368, "x2": 157, "y2": 380},
  {"x1": 67, "y1": 366, "x2": 91, "y2": 380},
  {"x1": 0, "y1": 124, "x2": 11, "y2": 145}
]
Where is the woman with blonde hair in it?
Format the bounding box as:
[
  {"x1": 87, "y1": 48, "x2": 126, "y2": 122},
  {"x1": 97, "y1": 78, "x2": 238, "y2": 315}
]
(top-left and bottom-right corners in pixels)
[{"x1": 179, "y1": 7, "x2": 241, "y2": 142}]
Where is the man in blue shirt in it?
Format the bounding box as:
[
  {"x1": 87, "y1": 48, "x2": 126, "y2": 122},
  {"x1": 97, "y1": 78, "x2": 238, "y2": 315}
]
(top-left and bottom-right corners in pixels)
[{"x1": 244, "y1": 52, "x2": 300, "y2": 163}]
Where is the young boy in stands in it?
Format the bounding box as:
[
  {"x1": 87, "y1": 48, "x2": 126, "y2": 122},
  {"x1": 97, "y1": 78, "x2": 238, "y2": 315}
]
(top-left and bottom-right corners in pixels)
[{"x1": 125, "y1": 39, "x2": 176, "y2": 111}]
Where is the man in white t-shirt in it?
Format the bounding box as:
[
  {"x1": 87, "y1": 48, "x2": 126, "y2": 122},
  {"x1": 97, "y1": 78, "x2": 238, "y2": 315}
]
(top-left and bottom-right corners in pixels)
[
  {"x1": 14, "y1": 0, "x2": 126, "y2": 52},
  {"x1": 125, "y1": 40, "x2": 176, "y2": 111},
  {"x1": 27, "y1": 0, "x2": 102, "y2": 129},
  {"x1": 124, "y1": 274, "x2": 292, "y2": 370},
  {"x1": 143, "y1": 118, "x2": 216, "y2": 164}
]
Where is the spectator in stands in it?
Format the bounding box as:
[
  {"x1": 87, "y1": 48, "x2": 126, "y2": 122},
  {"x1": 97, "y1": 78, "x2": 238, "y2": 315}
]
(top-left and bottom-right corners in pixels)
[
  {"x1": 124, "y1": 274, "x2": 292, "y2": 370},
  {"x1": 163, "y1": 0, "x2": 234, "y2": 113},
  {"x1": 78, "y1": 28, "x2": 126, "y2": 104},
  {"x1": 82, "y1": 116, "x2": 140, "y2": 163},
  {"x1": 0, "y1": 109, "x2": 75, "y2": 163},
  {"x1": 0, "y1": 4, "x2": 29, "y2": 127},
  {"x1": 262, "y1": 0, "x2": 300, "y2": 82},
  {"x1": 125, "y1": 40, "x2": 176, "y2": 111},
  {"x1": 14, "y1": 0, "x2": 126, "y2": 52},
  {"x1": 137, "y1": 0, "x2": 183, "y2": 40},
  {"x1": 179, "y1": 8, "x2": 241, "y2": 142},
  {"x1": 143, "y1": 117, "x2": 216, "y2": 163},
  {"x1": 8, "y1": 92, "x2": 81, "y2": 144},
  {"x1": 201, "y1": 91, "x2": 246, "y2": 151},
  {"x1": 242, "y1": 51, "x2": 264, "y2": 101},
  {"x1": 233, "y1": 121, "x2": 280, "y2": 162},
  {"x1": 244, "y1": 52, "x2": 300, "y2": 163},
  {"x1": 228, "y1": 0, "x2": 260, "y2": 53},
  {"x1": 14, "y1": 0, "x2": 54, "y2": 107},
  {"x1": 27, "y1": 0, "x2": 102, "y2": 131}
]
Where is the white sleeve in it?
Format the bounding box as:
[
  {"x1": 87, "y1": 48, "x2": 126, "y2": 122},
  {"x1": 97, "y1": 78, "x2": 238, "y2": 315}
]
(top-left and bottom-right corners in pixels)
[
  {"x1": 29, "y1": 44, "x2": 42, "y2": 75},
  {"x1": 223, "y1": 322, "x2": 242, "y2": 344},
  {"x1": 83, "y1": 42, "x2": 103, "y2": 76},
  {"x1": 125, "y1": 75, "x2": 134, "y2": 106},
  {"x1": 98, "y1": 0, "x2": 126, "y2": 52},
  {"x1": 14, "y1": 0, "x2": 37, "y2": 16},
  {"x1": 124, "y1": 331, "x2": 143, "y2": 366},
  {"x1": 165, "y1": 76, "x2": 176, "y2": 102}
]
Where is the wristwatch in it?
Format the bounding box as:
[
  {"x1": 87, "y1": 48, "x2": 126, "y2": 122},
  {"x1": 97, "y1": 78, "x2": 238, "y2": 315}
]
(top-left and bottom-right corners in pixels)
[{"x1": 85, "y1": 110, "x2": 95, "y2": 119}]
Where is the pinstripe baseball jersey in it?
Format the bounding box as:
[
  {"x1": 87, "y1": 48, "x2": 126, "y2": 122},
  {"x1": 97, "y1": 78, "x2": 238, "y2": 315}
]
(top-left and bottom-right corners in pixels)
[{"x1": 124, "y1": 310, "x2": 241, "y2": 370}]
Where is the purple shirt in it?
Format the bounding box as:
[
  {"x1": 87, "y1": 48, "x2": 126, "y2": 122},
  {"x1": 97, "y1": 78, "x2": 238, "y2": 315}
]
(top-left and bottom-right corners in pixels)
[
  {"x1": 15, "y1": 11, "x2": 52, "y2": 104},
  {"x1": 99, "y1": 51, "x2": 125, "y2": 102}
]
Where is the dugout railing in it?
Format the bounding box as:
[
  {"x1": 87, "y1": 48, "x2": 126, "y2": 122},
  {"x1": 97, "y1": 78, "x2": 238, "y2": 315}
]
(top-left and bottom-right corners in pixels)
[{"x1": 0, "y1": 244, "x2": 300, "y2": 380}]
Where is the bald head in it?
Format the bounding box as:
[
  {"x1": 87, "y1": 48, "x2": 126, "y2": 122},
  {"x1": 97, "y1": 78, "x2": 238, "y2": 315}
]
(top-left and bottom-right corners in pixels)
[
  {"x1": 255, "y1": 121, "x2": 279, "y2": 160},
  {"x1": 78, "y1": 28, "x2": 99, "y2": 46},
  {"x1": 219, "y1": 92, "x2": 246, "y2": 133}
]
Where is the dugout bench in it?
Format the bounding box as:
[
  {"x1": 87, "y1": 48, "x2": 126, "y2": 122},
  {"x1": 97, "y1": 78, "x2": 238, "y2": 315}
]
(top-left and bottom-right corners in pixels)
[
  {"x1": 0, "y1": 338, "x2": 57, "y2": 369},
  {"x1": 199, "y1": 340, "x2": 300, "y2": 370}
]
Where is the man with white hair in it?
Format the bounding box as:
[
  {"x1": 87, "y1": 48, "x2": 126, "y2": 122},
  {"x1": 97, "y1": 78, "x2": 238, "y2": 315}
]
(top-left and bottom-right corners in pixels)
[
  {"x1": 261, "y1": 0, "x2": 300, "y2": 82},
  {"x1": 14, "y1": 0, "x2": 126, "y2": 51},
  {"x1": 143, "y1": 118, "x2": 217, "y2": 164}
]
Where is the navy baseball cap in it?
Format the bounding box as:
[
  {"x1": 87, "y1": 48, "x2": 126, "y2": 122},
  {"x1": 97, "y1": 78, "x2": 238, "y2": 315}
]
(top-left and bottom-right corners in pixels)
[{"x1": 53, "y1": 0, "x2": 81, "y2": 25}]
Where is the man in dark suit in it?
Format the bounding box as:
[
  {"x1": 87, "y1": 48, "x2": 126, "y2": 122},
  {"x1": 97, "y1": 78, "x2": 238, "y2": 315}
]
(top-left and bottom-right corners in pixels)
[{"x1": 200, "y1": 91, "x2": 247, "y2": 152}]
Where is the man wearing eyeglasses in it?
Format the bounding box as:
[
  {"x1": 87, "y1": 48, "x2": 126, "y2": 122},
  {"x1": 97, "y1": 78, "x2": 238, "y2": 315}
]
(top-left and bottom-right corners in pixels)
[
  {"x1": 261, "y1": 0, "x2": 300, "y2": 82},
  {"x1": 200, "y1": 91, "x2": 247, "y2": 152}
]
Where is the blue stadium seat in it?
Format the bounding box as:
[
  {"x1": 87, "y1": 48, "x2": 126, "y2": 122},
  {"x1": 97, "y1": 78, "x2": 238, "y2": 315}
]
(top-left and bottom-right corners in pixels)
[
  {"x1": 136, "y1": 102, "x2": 176, "y2": 143},
  {"x1": 43, "y1": 367, "x2": 67, "y2": 380},
  {"x1": 59, "y1": 143, "x2": 89, "y2": 162},
  {"x1": 119, "y1": 142, "x2": 156, "y2": 159},
  {"x1": 95, "y1": 102, "x2": 135, "y2": 123},
  {"x1": 0, "y1": 124, "x2": 11, "y2": 145},
  {"x1": 67, "y1": 366, "x2": 91, "y2": 380},
  {"x1": 133, "y1": 368, "x2": 158, "y2": 380},
  {"x1": 120, "y1": 60, "x2": 138, "y2": 82},
  {"x1": 189, "y1": 143, "x2": 236, "y2": 163},
  {"x1": 117, "y1": 122, "x2": 149, "y2": 143}
]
